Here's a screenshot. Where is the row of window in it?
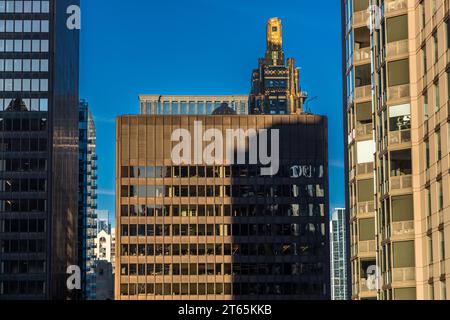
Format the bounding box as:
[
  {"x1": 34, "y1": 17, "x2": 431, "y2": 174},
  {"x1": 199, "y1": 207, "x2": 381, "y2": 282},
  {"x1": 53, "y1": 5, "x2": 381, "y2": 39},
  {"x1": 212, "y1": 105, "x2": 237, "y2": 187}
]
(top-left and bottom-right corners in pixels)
[
  {"x1": 121, "y1": 165, "x2": 324, "y2": 179},
  {"x1": 120, "y1": 223, "x2": 325, "y2": 238},
  {"x1": 119, "y1": 282, "x2": 324, "y2": 296},
  {"x1": 0, "y1": 199, "x2": 46, "y2": 212},
  {"x1": 0, "y1": 59, "x2": 49, "y2": 72},
  {"x1": 0, "y1": 158, "x2": 47, "y2": 172},
  {"x1": 0, "y1": 117, "x2": 47, "y2": 131},
  {"x1": 0, "y1": 1, "x2": 50, "y2": 13},
  {"x1": 120, "y1": 242, "x2": 324, "y2": 258},
  {"x1": 141, "y1": 100, "x2": 248, "y2": 115},
  {"x1": 120, "y1": 204, "x2": 325, "y2": 218},
  {"x1": 120, "y1": 262, "x2": 323, "y2": 277},
  {"x1": 0, "y1": 178, "x2": 47, "y2": 192},
  {"x1": 0, "y1": 20, "x2": 49, "y2": 33},
  {"x1": 0, "y1": 218, "x2": 45, "y2": 233},
  {"x1": 0, "y1": 138, "x2": 47, "y2": 152},
  {"x1": 120, "y1": 184, "x2": 325, "y2": 199},
  {"x1": 0, "y1": 281, "x2": 45, "y2": 295},
  {"x1": 0, "y1": 78, "x2": 49, "y2": 92},
  {"x1": 1, "y1": 260, "x2": 45, "y2": 274},
  {"x1": 0, "y1": 239, "x2": 45, "y2": 253},
  {"x1": 0, "y1": 98, "x2": 48, "y2": 111},
  {"x1": 0, "y1": 39, "x2": 49, "y2": 52}
]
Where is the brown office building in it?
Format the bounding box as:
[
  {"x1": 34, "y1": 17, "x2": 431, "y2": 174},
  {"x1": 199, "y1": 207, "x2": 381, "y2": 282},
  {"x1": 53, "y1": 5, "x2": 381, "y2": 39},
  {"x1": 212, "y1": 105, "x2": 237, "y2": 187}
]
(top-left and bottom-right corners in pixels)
[
  {"x1": 116, "y1": 110, "x2": 330, "y2": 300},
  {"x1": 343, "y1": 0, "x2": 450, "y2": 300}
]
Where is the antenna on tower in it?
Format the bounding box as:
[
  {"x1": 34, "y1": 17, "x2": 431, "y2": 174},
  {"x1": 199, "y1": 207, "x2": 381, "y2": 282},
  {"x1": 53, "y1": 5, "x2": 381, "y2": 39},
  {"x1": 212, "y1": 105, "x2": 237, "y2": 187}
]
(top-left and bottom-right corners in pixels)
[{"x1": 304, "y1": 96, "x2": 318, "y2": 114}]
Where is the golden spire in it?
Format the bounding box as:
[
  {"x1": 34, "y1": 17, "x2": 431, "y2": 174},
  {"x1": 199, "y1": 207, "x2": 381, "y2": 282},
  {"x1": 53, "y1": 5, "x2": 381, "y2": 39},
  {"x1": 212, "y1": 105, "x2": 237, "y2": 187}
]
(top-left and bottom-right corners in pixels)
[
  {"x1": 266, "y1": 18, "x2": 283, "y2": 51},
  {"x1": 265, "y1": 18, "x2": 285, "y2": 66}
]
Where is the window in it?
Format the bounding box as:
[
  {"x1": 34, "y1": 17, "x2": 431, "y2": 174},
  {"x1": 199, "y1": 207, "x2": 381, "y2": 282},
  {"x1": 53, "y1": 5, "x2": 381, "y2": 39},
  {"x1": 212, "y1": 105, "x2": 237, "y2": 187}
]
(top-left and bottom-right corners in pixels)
[
  {"x1": 433, "y1": 32, "x2": 438, "y2": 64},
  {"x1": 435, "y1": 81, "x2": 440, "y2": 111},
  {"x1": 436, "y1": 129, "x2": 442, "y2": 160},
  {"x1": 437, "y1": 179, "x2": 443, "y2": 211}
]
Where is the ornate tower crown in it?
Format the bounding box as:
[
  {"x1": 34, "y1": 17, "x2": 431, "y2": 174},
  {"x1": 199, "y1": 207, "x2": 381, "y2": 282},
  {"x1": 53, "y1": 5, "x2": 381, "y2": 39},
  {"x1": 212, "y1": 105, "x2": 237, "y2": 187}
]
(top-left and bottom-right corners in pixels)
[{"x1": 265, "y1": 18, "x2": 285, "y2": 66}]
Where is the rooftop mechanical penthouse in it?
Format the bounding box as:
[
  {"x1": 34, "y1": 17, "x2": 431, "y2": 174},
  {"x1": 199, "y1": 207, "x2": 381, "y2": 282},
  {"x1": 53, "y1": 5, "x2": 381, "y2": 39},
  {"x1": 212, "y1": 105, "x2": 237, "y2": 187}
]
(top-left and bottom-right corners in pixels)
[{"x1": 116, "y1": 112, "x2": 330, "y2": 300}]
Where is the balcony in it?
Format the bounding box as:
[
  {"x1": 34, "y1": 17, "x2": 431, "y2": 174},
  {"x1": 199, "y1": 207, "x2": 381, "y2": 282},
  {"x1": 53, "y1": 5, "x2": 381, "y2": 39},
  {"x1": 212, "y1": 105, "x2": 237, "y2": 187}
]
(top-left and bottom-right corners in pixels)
[
  {"x1": 389, "y1": 129, "x2": 411, "y2": 146},
  {"x1": 427, "y1": 215, "x2": 433, "y2": 231},
  {"x1": 350, "y1": 168, "x2": 356, "y2": 181},
  {"x1": 391, "y1": 220, "x2": 414, "y2": 237},
  {"x1": 390, "y1": 175, "x2": 412, "y2": 191},
  {"x1": 357, "y1": 162, "x2": 374, "y2": 176},
  {"x1": 356, "y1": 123, "x2": 372, "y2": 138},
  {"x1": 439, "y1": 210, "x2": 445, "y2": 226},
  {"x1": 385, "y1": 0, "x2": 407, "y2": 13},
  {"x1": 359, "y1": 240, "x2": 376, "y2": 254},
  {"x1": 392, "y1": 267, "x2": 415, "y2": 282},
  {"x1": 351, "y1": 243, "x2": 358, "y2": 258},
  {"x1": 353, "y1": 10, "x2": 370, "y2": 26},
  {"x1": 350, "y1": 206, "x2": 357, "y2": 220},
  {"x1": 355, "y1": 47, "x2": 371, "y2": 63},
  {"x1": 388, "y1": 84, "x2": 410, "y2": 101},
  {"x1": 358, "y1": 201, "x2": 375, "y2": 215},
  {"x1": 386, "y1": 40, "x2": 408, "y2": 57},
  {"x1": 360, "y1": 278, "x2": 377, "y2": 293},
  {"x1": 436, "y1": 160, "x2": 442, "y2": 176},
  {"x1": 355, "y1": 85, "x2": 372, "y2": 100}
]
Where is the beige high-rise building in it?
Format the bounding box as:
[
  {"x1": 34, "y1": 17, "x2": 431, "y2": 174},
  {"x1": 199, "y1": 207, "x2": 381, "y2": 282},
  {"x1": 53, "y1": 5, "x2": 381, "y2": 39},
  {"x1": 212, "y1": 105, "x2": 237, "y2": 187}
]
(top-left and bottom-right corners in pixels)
[{"x1": 343, "y1": 0, "x2": 450, "y2": 300}]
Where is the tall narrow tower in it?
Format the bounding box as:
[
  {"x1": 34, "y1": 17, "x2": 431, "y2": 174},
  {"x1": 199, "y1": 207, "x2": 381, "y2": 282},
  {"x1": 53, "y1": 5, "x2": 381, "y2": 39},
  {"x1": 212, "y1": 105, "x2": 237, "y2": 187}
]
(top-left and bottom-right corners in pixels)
[
  {"x1": 0, "y1": 0, "x2": 80, "y2": 300},
  {"x1": 265, "y1": 18, "x2": 285, "y2": 66},
  {"x1": 250, "y1": 18, "x2": 306, "y2": 115}
]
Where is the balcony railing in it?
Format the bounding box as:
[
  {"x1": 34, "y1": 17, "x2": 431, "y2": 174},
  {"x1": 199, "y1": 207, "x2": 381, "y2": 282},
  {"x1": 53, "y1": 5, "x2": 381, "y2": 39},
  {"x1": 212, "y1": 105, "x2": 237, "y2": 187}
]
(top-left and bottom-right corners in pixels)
[
  {"x1": 358, "y1": 201, "x2": 375, "y2": 215},
  {"x1": 359, "y1": 240, "x2": 376, "y2": 254},
  {"x1": 390, "y1": 175, "x2": 412, "y2": 191},
  {"x1": 350, "y1": 206, "x2": 357, "y2": 220},
  {"x1": 386, "y1": 40, "x2": 408, "y2": 57},
  {"x1": 356, "y1": 123, "x2": 372, "y2": 137},
  {"x1": 355, "y1": 47, "x2": 371, "y2": 62},
  {"x1": 360, "y1": 278, "x2": 377, "y2": 292},
  {"x1": 357, "y1": 162, "x2": 374, "y2": 175},
  {"x1": 388, "y1": 84, "x2": 410, "y2": 100},
  {"x1": 355, "y1": 85, "x2": 372, "y2": 100},
  {"x1": 389, "y1": 129, "x2": 411, "y2": 145},
  {"x1": 391, "y1": 220, "x2": 414, "y2": 236},
  {"x1": 349, "y1": 168, "x2": 356, "y2": 181},
  {"x1": 353, "y1": 10, "x2": 370, "y2": 25},
  {"x1": 385, "y1": 0, "x2": 407, "y2": 13},
  {"x1": 392, "y1": 267, "x2": 415, "y2": 282}
]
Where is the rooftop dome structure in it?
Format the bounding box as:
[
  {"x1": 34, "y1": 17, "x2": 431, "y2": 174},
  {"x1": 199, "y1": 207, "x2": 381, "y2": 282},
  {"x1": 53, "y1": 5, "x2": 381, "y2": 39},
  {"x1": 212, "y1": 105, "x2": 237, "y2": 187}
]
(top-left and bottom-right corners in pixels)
[
  {"x1": 6, "y1": 98, "x2": 28, "y2": 112},
  {"x1": 212, "y1": 102, "x2": 237, "y2": 115}
]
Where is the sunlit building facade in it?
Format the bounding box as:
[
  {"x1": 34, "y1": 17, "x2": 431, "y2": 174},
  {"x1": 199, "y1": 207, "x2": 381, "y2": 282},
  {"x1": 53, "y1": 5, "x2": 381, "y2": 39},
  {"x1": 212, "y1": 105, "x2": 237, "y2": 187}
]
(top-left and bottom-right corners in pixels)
[
  {"x1": 116, "y1": 113, "x2": 330, "y2": 300},
  {"x1": 342, "y1": 0, "x2": 450, "y2": 300}
]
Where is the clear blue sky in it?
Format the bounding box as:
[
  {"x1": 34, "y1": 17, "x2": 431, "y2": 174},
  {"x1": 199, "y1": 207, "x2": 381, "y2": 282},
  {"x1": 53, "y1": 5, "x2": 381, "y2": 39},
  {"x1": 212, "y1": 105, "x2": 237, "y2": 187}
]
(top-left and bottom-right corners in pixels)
[{"x1": 79, "y1": 0, "x2": 345, "y2": 223}]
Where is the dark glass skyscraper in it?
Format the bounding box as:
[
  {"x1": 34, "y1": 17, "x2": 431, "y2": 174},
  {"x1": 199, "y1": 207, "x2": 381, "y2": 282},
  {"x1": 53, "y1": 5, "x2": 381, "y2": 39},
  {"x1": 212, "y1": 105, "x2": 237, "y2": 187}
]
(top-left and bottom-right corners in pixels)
[
  {"x1": 250, "y1": 18, "x2": 306, "y2": 115},
  {"x1": 0, "y1": 0, "x2": 80, "y2": 300}
]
